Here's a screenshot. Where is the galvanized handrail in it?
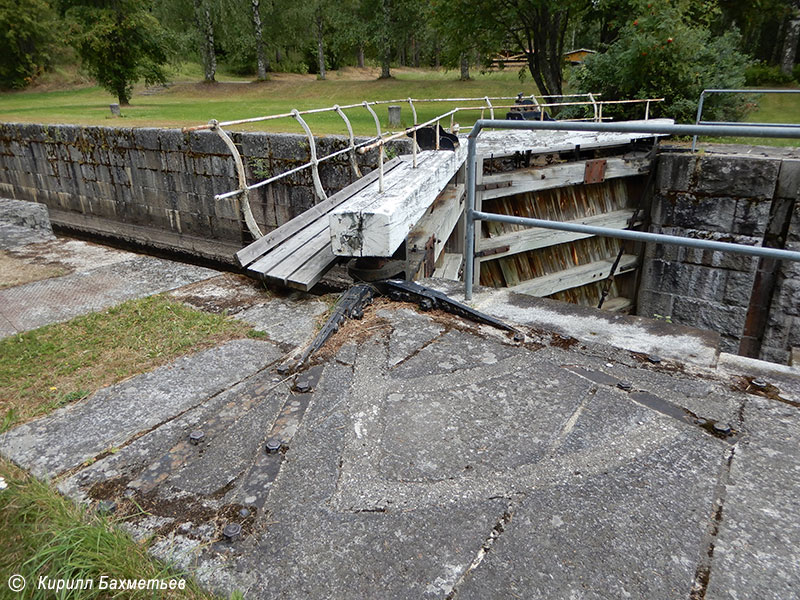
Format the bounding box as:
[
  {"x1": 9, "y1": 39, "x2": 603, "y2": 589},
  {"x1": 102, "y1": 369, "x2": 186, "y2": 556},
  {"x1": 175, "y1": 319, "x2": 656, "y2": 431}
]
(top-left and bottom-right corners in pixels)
[
  {"x1": 191, "y1": 96, "x2": 662, "y2": 237},
  {"x1": 692, "y1": 88, "x2": 800, "y2": 151},
  {"x1": 463, "y1": 119, "x2": 800, "y2": 301}
]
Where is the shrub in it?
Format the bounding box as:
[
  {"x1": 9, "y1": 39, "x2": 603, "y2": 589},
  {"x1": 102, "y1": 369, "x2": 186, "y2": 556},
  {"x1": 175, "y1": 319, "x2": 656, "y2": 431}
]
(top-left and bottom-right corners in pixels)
[
  {"x1": 745, "y1": 62, "x2": 794, "y2": 86},
  {"x1": 571, "y1": 0, "x2": 752, "y2": 123}
]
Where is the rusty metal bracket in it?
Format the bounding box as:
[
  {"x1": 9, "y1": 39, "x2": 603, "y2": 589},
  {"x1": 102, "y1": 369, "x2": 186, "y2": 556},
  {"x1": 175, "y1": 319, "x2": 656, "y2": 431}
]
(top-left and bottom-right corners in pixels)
[
  {"x1": 475, "y1": 244, "x2": 510, "y2": 258},
  {"x1": 423, "y1": 235, "x2": 436, "y2": 277},
  {"x1": 584, "y1": 158, "x2": 607, "y2": 184},
  {"x1": 476, "y1": 181, "x2": 513, "y2": 192}
]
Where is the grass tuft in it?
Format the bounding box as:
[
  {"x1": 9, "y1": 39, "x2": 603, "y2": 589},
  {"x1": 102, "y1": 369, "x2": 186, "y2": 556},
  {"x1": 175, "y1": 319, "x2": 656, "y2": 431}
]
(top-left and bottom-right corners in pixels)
[
  {"x1": 0, "y1": 294, "x2": 254, "y2": 433},
  {"x1": 0, "y1": 458, "x2": 220, "y2": 599}
]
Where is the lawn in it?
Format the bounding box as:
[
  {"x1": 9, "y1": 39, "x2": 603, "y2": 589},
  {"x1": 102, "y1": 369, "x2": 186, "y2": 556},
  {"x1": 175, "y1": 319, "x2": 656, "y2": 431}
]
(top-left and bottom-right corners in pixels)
[
  {"x1": 0, "y1": 65, "x2": 547, "y2": 136},
  {"x1": 0, "y1": 294, "x2": 256, "y2": 433},
  {"x1": 2, "y1": 65, "x2": 798, "y2": 146}
]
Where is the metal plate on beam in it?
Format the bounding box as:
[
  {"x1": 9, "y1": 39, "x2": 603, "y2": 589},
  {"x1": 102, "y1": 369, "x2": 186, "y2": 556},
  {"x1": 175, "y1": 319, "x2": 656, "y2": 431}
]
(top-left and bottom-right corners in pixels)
[{"x1": 584, "y1": 159, "x2": 607, "y2": 184}]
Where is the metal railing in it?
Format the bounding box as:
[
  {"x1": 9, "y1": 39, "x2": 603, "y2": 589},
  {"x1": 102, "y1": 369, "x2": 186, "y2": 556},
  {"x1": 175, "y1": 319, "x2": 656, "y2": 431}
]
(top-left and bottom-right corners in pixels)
[
  {"x1": 463, "y1": 119, "x2": 800, "y2": 301},
  {"x1": 182, "y1": 95, "x2": 661, "y2": 239},
  {"x1": 691, "y1": 88, "x2": 800, "y2": 151}
]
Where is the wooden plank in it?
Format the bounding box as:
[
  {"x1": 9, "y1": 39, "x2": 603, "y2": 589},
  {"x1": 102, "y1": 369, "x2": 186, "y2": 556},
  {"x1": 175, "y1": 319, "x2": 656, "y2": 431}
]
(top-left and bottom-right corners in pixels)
[
  {"x1": 236, "y1": 156, "x2": 404, "y2": 267},
  {"x1": 247, "y1": 217, "x2": 328, "y2": 275},
  {"x1": 601, "y1": 296, "x2": 633, "y2": 312},
  {"x1": 510, "y1": 254, "x2": 639, "y2": 297},
  {"x1": 480, "y1": 153, "x2": 650, "y2": 200},
  {"x1": 405, "y1": 182, "x2": 465, "y2": 278},
  {"x1": 330, "y1": 144, "x2": 468, "y2": 257},
  {"x1": 285, "y1": 245, "x2": 339, "y2": 291},
  {"x1": 266, "y1": 226, "x2": 331, "y2": 283},
  {"x1": 433, "y1": 253, "x2": 463, "y2": 280},
  {"x1": 476, "y1": 209, "x2": 636, "y2": 260},
  {"x1": 474, "y1": 119, "x2": 673, "y2": 160}
]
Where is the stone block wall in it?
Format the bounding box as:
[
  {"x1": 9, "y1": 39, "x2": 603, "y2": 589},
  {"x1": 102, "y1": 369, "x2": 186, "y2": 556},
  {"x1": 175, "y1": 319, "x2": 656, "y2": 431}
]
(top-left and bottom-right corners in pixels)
[
  {"x1": 638, "y1": 152, "x2": 799, "y2": 364},
  {"x1": 0, "y1": 122, "x2": 410, "y2": 263}
]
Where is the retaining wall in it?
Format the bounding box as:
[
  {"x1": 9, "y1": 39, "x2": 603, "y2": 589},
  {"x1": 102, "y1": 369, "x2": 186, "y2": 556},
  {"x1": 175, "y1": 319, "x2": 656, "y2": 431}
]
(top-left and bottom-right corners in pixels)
[
  {"x1": 0, "y1": 122, "x2": 409, "y2": 263},
  {"x1": 638, "y1": 152, "x2": 800, "y2": 364}
]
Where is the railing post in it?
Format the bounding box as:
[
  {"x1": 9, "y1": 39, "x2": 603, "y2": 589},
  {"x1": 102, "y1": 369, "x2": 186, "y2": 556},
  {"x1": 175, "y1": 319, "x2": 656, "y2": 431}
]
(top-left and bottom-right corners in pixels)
[
  {"x1": 334, "y1": 104, "x2": 362, "y2": 179},
  {"x1": 408, "y1": 97, "x2": 418, "y2": 168},
  {"x1": 464, "y1": 123, "x2": 482, "y2": 301},
  {"x1": 645, "y1": 100, "x2": 651, "y2": 120},
  {"x1": 292, "y1": 109, "x2": 327, "y2": 202},
  {"x1": 209, "y1": 120, "x2": 263, "y2": 239},
  {"x1": 484, "y1": 96, "x2": 495, "y2": 120},
  {"x1": 363, "y1": 101, "x2": 384, "y2": 192},
  {"x1": 692, "y1": 91, "x2": 707, "y2": 152}
]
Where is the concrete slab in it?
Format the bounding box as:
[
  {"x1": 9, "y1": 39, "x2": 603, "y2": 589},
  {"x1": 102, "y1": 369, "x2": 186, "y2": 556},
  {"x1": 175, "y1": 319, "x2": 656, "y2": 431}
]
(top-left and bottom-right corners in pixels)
[
  {"x1": 1, "y1": 272, "x2": 798, "y2": 599},
  {"x1": 705, "y1": 396, "x2": 800, "y2": 600},
  {"x1": 0, "y1": 250, "x2": 217, "y2": 338},
  {"x1": 0, "y1": 339, "x2": 281, "y2": 478}
]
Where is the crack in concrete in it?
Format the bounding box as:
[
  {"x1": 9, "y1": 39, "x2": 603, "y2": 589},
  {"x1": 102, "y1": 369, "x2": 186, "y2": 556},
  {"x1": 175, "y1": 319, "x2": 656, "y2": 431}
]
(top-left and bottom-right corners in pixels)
[
  {"x1": 689, "y1": 442, "x2": 739, "y2": 599},
  {"x1": 445, "y1": 501, "x2": 515, "y2": 599},
  {"x1": 56, "y1": 361, "x2": 288, "y2": 483}
]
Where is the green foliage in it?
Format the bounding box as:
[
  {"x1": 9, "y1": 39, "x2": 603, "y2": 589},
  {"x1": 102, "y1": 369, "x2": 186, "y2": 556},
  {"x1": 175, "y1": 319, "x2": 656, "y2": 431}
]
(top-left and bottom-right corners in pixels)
[
  {"x1": 572, "y1": 0, "x2": 752, "y2": 123},
  {"x1": 0, "y1": 0, "x2": 58, "y2": 88},
  {"x1": 746, "y1": 61, "x2": 796, "y2": 86},
  {"x1": 62, "y1": 0, "x2": 172, "y2": 104}
]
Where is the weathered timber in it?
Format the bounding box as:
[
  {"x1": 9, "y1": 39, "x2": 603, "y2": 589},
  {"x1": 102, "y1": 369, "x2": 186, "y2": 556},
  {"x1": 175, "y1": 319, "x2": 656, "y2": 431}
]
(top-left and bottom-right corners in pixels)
[
  {"x1": 476, "y1": 209, "x2": 637, "y2": 261},
  {"x1": 474, "y1": 119, "x2": 672, "y2": 160},
  {"x1": 510, "y1": 254, "x2": 639, "y2": 297},
  {"x1": 479, "y1": 153, "x2": 650, "y2": 200},
  {"x1": 330, "y1": 146, "x2": 467, "y2": 257},
  {"x1": 406, "y1": 183, "x2": 465, "y2": 279},
  {"x1": 433, "y1": 253, "x2": 463, "y2": 280},
  {"x1": 237, "y1": 157, "x2": 404, "y2": 268}
]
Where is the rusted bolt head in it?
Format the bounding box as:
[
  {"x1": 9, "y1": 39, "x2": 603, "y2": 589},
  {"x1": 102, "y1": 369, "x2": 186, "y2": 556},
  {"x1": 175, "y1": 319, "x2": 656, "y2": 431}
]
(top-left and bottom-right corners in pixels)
[
  {"x1": 296, "y1": 380, "x2": 311, "y2": 393},
  {"x1": 189, "y1": 430, "x2": 205, "y2": 445},
  {"x1": 712, "y1": 422, "x2": 732, "y2": 435},
  {"x1": 617, "y1": 381, "x2": 633, "y2": 391},
  {"x1": 277, "y1": 363, "x2": 291, "y2": 375},
  {"x1": 647, "y1": 354, "x2": 661, "y2": 364},
  {"x1": 751, "y1": 378, "x2": 767, "y2": 389},
  {"x1": 513, "y1": 332, "x2": 525, "y2": 342},
  {"x1": 222, "y1": 523, "x2": 242, "y2": 541},
  {"x1": 265, "y1": 439, "x2": 282, "y2": 454}
]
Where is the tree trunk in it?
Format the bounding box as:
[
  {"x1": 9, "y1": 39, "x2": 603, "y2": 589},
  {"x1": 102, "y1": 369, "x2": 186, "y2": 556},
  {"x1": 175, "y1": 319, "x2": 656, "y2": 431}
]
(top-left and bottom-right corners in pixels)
[
  {"x1": 781, "y1": 6, "x2": 800, "y2": 75},
  {"x1": 459, "y1": 53, "x2": 470, "y2": 80},
  {"x1": 379, "y1": 0, "x2": 391, "y2": 78},
  {"x1": 117, "y1": 87, "x2": 130, "y2": 106},
  {"x1": 412, "y1": 35, "x2": 419, "y2": 67},
  {"x1": 251, "y1": 0, "x2": 268, "y2": 80},
  {"x1": 276, "y1": 48, "x2": 282, "y2": 64},
  {"x1": 357, "y1": 44, "x2": 365, "y2": 68},
  {"x1": 193, "y1": 0, "x2": 216, "y2": 83},
  {"x1": 316, "y1": 11, "x2": 326, "y2": 79}
]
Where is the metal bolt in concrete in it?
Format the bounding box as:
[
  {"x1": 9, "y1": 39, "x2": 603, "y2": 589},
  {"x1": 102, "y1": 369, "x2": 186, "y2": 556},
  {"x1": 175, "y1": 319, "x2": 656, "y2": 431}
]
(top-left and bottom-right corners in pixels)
[
  {"x1": 223, "y1": 523, "x2": 242, "y2": 541},
  {"x1": 189, "y1": 430, "x2": 205, "y2": 445}
]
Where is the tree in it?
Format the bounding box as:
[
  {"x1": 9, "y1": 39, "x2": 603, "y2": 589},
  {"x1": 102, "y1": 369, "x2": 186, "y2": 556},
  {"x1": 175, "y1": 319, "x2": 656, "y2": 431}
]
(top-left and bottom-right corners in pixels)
[
  {"x1": 572, "y1": 0, "x2": 751, "y2": 123},
  {"x1": 192, "y1": 0, "x2": 217, "y2": 82},
  {"x1": 431, "y1": 0, "x2": 587, "y2": 97},
  {"x1": 0, "y1": 0, "x2": 57, "y2": 88},
  {"x1": 63, "y1": 0, "x2": 170, "y2": 104}
]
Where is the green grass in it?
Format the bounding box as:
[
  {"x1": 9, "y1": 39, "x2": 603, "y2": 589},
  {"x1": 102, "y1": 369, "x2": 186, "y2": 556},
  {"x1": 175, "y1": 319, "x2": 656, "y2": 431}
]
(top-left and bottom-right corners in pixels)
[
  {"x1": 0, "y1": 295, "x2": 254, "y2": 433},
  {"x1": 696, "y1": 86, "x2": 800, "y2": 147},
  {"x1": 0, "y1": 66, "x2": 535, "y2": 135},
  {"x1": 0, "y1": 458, "x2": 233, "y2": 600}
]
